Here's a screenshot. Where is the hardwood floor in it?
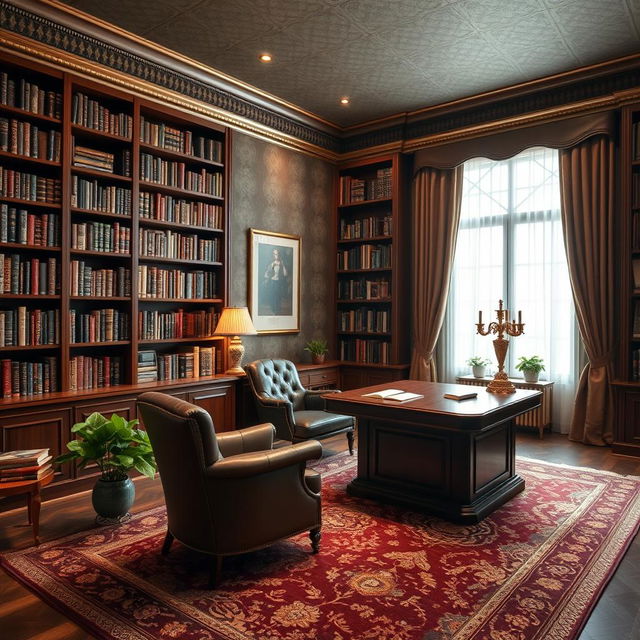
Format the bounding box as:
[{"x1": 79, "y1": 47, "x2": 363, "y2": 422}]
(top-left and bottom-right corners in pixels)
[{"x1": 0, "y1": 429, "x2": 638, "y2": 640}]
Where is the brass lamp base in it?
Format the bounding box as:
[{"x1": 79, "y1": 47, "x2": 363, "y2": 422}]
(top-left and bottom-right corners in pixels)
[{"x1": 486, "y1": 371, "x2": 516, "y2": 394}]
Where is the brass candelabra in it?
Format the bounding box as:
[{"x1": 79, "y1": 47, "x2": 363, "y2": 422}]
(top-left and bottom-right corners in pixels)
[{"x1": 475, "y1": 300, "x2": 524, "y2": 394}]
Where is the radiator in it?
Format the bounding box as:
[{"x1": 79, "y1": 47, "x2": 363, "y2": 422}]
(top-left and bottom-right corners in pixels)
[{"x1": 456, "y1": 376, "x2": 554, "y2": 439}]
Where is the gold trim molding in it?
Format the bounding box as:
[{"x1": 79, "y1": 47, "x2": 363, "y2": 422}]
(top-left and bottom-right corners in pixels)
[{"x1": 0, "y1": 29, "x2": 340, "y2": 162}]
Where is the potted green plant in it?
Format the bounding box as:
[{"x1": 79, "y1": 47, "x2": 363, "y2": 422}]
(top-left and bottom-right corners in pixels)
[
  {"x1": 55, "y1": 412, "x2": 156, "y2": 523},
  {"x1": 515, "y1": 355, "x2": 545, "y2": 383},
  {"x1": 305, "y1": 339, "x2": 329, "y2": 365},
  {"x1": 467, "y1": 356, "x2": 491, "y2": 378}
]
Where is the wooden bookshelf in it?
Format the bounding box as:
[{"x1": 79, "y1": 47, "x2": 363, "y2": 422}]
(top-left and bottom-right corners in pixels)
[
  {"x1": 614, "y1": 104, "x2": 640, "y2": 456},
  {"x1": 0, "y1": 52, "x2": 234, "y2": 503},
  {"x1": 335, "y1": 153, "x2": 410, "y2": 387}
]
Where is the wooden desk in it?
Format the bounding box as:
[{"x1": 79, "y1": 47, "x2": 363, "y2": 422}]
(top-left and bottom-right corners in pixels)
[
  {"x1": 0, "y1": 471, "x2": 54, "y2": 544},
  {"x1": 324, "y1": 380, "x2": 541, "y2": 523}
]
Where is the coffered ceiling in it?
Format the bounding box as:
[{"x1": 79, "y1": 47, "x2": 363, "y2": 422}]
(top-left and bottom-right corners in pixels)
[{"x1": 59, "y1": 0, "x2": 640, "y2": 127}]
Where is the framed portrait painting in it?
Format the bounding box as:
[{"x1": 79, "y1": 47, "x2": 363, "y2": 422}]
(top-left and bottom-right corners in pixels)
[{"x1": 249, "y1": 229, "x2": 300, "y2": 334}]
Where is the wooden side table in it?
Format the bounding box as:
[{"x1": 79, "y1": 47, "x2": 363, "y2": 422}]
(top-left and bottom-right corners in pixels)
[{"x1": 0, "y1": 471, "x2": 54, "y2": 544}]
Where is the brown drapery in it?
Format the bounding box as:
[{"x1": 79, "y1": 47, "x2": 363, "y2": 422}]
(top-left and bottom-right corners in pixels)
[
  {"x1": 410, "y1": 166, "x2": 463, "y2": 381},
  {"x1": 559, "y1": 136, "x2": 616, "y2": 445}
]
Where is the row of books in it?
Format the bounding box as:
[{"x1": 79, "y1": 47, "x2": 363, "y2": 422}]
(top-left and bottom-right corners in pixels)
[
  {"x1": 0, "y1": 448, "x2": 52, "y2": 483},
  {"x1": 0, "y1": 205, "x2": 60, "y2": 246},
  {"x1": 139, "y1": 228, "x2": 219, "y2": 262},
  {"x1": 70, "y1": 308, "x2": 130, "y2": 343},
  {"x1": 338, "y1": 278, "x2": 391, "y2": 301},
  {"x1": 0, "y1": 307, "x2": 59, "y2": 347},
  {"x1": 0, "y1": 167, "x2": 61, "y2": 203},
  {"x1": 339, "y1": 215, "x2": 392, "y2": 240},
  {"x1": 70, "y1": 261, "x2": 131, "y2": 297},
  {"x1": 632, "y1": 174, "x2": 640, "y2": 209},
  {"x1": 139, "y1": 191, "x2": 223, "y2": 228},
  {"x1": 0, "y1": 119, "x2": 61, "y2": 162},
  {"x1": 140, "y1": 153, "x2": 222, "y2": 196},
  {"x1": 139, "y1": 117, "x2": 223, "y2": 162},
  {"x1": 69, "y1": 355, "x2": 122, "y2": 391},
  {"x1": 1, "y1": 356, "x2": 57, "y2": 397},
  {"x1": 337, "y1": 244, "x2": 392, "y2": 270},
  {"x1": 71, "y1": 176, "x2": 132, "y2": 215},
  {"x1": 138, "y1": 307, "x2": 219, "y2": 341},
  {"x1": 0, "y1": 73, "x2": 62, "y2": 119},
  {"x1": 73, "y1": 143, "x2": 131, "y2": 176},
  {"x1": 0, "y1": 254, "x2": 57, "y2": 295},
  {"x1": 632, "y1": 121, "x2": 640, "y2": 161},
  {"x1": 137, "y1": 346, "x2": 216, "y2": 382},
  {"x1": 138, "y1": 265, "x2": 217, "y2": 299},
  {"x1": 339, "y1": 167, "x2": 392, "y2": 205},
  {"x1": 339, "y1": 338, "x2": 390, "y2": 364},
  {"x1": 632, "y1": 349, "x2": 640, "y2": 381},
  {"x1": 72, "y1": 93, "x2": 133, "y2": 138},
  {"x1": 71, "y1": 221, "x2": 131, "y2": 254},
  {"x1": 338, "y1": 309, "x2": 389, "y2": 333}
]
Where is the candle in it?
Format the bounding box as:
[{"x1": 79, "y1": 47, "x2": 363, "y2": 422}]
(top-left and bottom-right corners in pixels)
[
  {"x1": 518, "y1": 310, "x2": 522, "y2": 324},
  {"x1": 478, "y1": 310, "x2": 482, "y2": 324}
]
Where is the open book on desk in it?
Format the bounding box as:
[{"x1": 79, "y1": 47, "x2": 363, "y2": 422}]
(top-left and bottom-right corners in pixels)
[{"x1": 362, "y1": 389, "x2": 424, "y2": 403}]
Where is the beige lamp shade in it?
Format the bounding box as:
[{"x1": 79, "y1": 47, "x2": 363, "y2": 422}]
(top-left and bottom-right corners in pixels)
[{"x1": 214, "y1": 307, "x2": 257, "y2": 336}]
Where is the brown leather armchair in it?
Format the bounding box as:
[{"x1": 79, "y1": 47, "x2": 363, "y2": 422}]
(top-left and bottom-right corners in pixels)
[
  {"x1": 244, "y1": 359, "x2": 355, "y2": 454},
  {"x1": 137, "y1": 391, "x2": 322, "y2": 587}
]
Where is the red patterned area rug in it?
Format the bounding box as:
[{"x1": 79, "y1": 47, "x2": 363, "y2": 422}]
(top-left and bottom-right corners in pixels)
[{"x1": 2, "y1": 454, "x2": 640, "y2": 640}]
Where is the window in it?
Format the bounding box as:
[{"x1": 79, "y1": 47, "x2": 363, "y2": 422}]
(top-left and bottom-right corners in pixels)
[{"x1": 441, "y1": 147, "x2": 579, "y2": 431}]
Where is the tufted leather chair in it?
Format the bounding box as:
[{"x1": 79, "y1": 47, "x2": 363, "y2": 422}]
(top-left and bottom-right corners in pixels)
[
  {"x1": 244, "y1": 359, "x2": 355, "y2": 455},
  {"x1": 137, "y1": 391, "x2": 322, "y2": 587}
]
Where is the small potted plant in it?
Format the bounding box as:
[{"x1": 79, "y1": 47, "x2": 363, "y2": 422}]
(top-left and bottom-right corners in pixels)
[
  {"x1": 467, "y1": 356, "x2": 491, "y2": 378},
  {"x1": 55, "y1": 412, "x2": 156, "y2": 523},
  {"x1": 304, "y1": 339, "x2": 329, "y2": 365},
  {"x1": 515, "y1": 355, "x2": 545, "y2": 383}
]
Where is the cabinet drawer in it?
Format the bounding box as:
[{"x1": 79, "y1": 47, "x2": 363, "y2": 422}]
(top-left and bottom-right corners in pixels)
[{"x1": 308, "y1": 369, "x2": 338, "y2": 388}]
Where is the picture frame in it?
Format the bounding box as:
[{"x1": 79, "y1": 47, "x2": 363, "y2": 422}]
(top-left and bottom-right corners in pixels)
[{"x1": 249, "y1": 229, "x2": 300, "y2": 334}]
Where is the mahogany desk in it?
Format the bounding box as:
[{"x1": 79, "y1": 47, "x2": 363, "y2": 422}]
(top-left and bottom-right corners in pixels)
[{"x1": 324, "y1": 380, "x2": 541, "y2": 523}]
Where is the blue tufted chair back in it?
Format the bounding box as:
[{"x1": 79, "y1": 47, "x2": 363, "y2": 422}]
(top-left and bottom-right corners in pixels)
[{"x1": 245, "y1": 359, "x2": 307, "y2": 410}]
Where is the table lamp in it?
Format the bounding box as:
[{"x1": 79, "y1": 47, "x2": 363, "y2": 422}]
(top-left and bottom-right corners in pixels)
[{"x1": 214, "y1": 307, "x2": 257, "y2": 374}]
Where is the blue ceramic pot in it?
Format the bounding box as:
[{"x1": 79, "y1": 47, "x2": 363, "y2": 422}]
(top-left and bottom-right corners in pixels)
[{"x1": 92, "y1": 476, "x2": 135, "y2": 519}]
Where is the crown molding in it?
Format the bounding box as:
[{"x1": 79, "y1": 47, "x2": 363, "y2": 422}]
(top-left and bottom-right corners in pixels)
[{"x1": 1, "y1": 0, "x2": 639, "y2": 165}]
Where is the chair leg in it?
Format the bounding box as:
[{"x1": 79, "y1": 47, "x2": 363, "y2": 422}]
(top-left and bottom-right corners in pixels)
[
  {"x1": 347, "y1": 430, "x2": 355, "y2": 455},
  {"x1": 310, "y1": 527, "x2": 321, "y2": 554},
  {"x1": 161, "y1": 530, "x2": 174, "y2": 555},
  {"x1": 208, "y1": 555, "x2": 223, "y2": 588}
]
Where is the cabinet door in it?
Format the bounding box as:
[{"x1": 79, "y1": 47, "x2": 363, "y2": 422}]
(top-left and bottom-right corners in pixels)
[
  {"x1": 189, "y1": 382, "x2": 236, "y2": 432},
  {"x1": 613, "y1": 390, "x2": 640, "y2": 456},
  {"x1": 1, "y1": 408, "x2": 73, "y2": 483},
  {"x1": 74, "y1": 397, "x2": 138, "y2": 478}
]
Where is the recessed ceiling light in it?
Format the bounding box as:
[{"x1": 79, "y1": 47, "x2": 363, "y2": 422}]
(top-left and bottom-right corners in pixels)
[
  {"x1": 259, "y1": 53, "x2": 272, "y2": 63},
  {"x1": 340, "y1": 97, "x2": 350, "y2": 105}
]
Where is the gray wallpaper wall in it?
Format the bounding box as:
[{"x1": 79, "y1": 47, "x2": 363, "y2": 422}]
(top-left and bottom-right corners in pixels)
[{"x1": 229, "y1": 131, "x2": 335, "y2": 365}]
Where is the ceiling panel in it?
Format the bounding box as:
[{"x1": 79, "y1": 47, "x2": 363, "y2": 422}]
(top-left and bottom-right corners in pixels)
[{"x1": 61, "y1": 0, "x2": 640, "y2": 126}]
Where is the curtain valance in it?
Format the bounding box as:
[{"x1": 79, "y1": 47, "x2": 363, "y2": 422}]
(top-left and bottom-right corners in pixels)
[{"x1": 413, "y1": 111, "x2": 616, "y2": 171}]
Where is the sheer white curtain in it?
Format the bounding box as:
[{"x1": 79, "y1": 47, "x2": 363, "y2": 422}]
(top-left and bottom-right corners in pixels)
[{"x1": 441, "y1": 147, "x2": 578, "y2": 433}]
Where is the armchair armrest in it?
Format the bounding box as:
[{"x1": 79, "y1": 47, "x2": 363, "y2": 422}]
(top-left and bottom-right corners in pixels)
[
  {"x1": 254, "y1": 394, "x2": 296, "y2": 441},
  {"x1": 206, "y1": 440, "x2": 322, "y2": 479},
  {"x1": 304, "y1": 389, "x2": 341, "y2": 411},
  {"x1": 217, "y1": 423, "x2": 275, "y2": 457}
]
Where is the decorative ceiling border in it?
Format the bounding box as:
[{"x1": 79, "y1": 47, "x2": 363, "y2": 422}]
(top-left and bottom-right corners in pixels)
[
  {"x1": 2, "y1": 0, "x2": 640, "y2": 163},
  {"x1": 0, "y1": 0, "x2": 342, "y2": 155}
]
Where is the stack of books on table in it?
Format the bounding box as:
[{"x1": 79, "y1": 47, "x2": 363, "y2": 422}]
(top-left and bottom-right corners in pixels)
[{"x1": 0, "y1": 448, "x2": 52, "y2": 483}]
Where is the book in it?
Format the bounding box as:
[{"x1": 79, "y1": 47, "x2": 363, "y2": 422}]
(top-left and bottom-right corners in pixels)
[
  {"x1": 0, "y1": 455, "x2": 52, "y2": 472},
  {"x1": 362, "y1": 388, "x2": 403, "y2": 399},
  {"x1": 0, "y1": 448, "x2": 49, "y2": 467},
  {"x1": 0, "y1": 463, "x2": 52, "y2": 482},
  {"x1": 443, "y1": 392, "x2": 478, "y2": 401},
  {"x1": 383, "y1": 391, "x2": 423, "y2": 403}
]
